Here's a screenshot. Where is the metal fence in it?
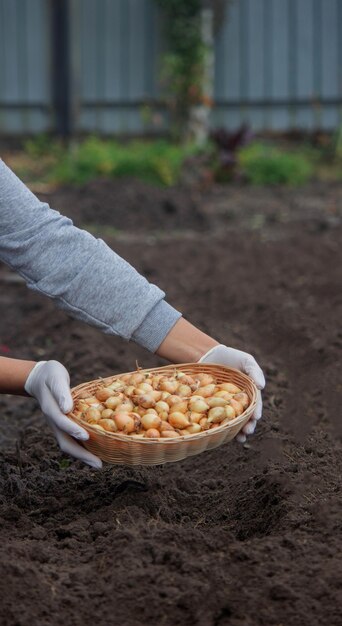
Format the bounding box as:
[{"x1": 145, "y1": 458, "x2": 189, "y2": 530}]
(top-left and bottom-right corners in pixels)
[
  {"x1": 214, "y1": 0, "x2": 342, "y2": 131},
  {"x1": 0, "y1": 0, "x2": 341, "y2": 135}
]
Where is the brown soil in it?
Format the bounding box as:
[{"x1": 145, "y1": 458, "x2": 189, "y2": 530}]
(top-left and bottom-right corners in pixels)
[{"x1": 0, "y1": 179, "x2": 341, "y2": 626}]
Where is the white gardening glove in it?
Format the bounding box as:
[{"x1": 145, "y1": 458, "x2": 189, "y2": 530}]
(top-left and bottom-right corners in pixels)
[
  {"x1": 199, "y1": 344, "x2": 265, "y2": 443},
  {"x1": 24, "y1": 360, "x2": 102, "y2": 469}
]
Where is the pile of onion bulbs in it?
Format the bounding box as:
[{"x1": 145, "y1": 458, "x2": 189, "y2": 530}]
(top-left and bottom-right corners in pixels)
[{"x1": 73, "y1": 369, "x2": 250, "y2": 439}]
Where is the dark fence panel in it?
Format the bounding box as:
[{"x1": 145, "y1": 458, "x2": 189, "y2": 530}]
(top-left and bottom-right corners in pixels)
[
  {"x1": 0, "y1": 0, "x2": 341, "y2": 134},
  {"x1": 0, "y1": 0, "x2": 51, "y2": 133},
  {"x1": 213, "y1": 0, "x2": 342, "y2": 130},
  {"x1": 76, "y1": 0, "x2": 164, "y2": 134}
]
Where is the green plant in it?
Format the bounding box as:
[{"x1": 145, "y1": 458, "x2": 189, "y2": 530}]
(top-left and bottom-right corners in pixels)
[
  {"x1": 239, "y1": 142, "x2": 314, "y2": 186},
  {"x1": 59, "y1": 459, "x2": 70, "y2": 470},
  {"x1": 155, "y1": 0, "x2": 206, "y2": 140},
  {"x1": 24, "y1": 134, "x2": 63, "y2": 159},
  {"x1": 50, "y1": 137, "x2": 196, "y2": 186},
  {"x1": 24, "y1": 134, "x2": 52, "y2": 157}
]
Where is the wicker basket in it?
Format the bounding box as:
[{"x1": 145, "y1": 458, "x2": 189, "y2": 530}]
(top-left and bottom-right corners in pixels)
[{"x1": 68, "y1": 363, "x2": 257, "y2": 466}]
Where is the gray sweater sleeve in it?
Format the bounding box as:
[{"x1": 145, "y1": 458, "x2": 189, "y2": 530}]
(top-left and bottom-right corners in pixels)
[{"x1": 0, "y1": 160, "x2": 182, "y2": 352}]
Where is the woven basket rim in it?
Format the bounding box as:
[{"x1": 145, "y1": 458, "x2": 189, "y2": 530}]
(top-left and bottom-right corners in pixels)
[{"x1": 69, "y1": 363, "x2": 257, "y2": 445}]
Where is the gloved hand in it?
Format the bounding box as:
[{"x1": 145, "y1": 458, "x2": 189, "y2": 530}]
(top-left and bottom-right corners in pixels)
[
  {"x1": 24, "y1": 360, "x2": 102, "y2": 469},
  {"x1": 199, "y1": 344, "x2": 265, "y2": 443}
]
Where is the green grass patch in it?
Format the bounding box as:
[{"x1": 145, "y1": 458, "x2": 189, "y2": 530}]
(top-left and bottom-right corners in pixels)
[
  {"x1": 10, "y1": 135, "x2": 197, "y2": 187},
  {"x1": 7, "y1": 132, "x2": 342, "y2": 189},
  {"x1": 238, "y1": 142, "x2": 315, "y2": 186},
  {"x1": 49, "y1": 137, "x2": 196, "y2": 187}
]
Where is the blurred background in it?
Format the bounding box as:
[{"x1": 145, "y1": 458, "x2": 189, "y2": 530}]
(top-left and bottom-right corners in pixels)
[
  {"x1": 0, "y1": 0, "x2": 341, "y2": 136},
  {"x1": 0, "y1": 0, "x2": 341, "y2": 187}
]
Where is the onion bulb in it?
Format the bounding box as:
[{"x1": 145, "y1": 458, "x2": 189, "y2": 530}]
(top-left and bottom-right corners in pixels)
[
  {"x1": 133, "y1": 393, "x2": 156, "y2": 409},
  {"x1": 189, "y1": 399, "x2": 209, "y2": 413},
  {"x1": 151, "y1": 375, "x2": 163, "y2": 389},
  {"x1": 233, "y1": 392, "x2": 249, "y2": 409},
  {"x1": 105, "y1": 394, "x2": 124, "y2": 410},
  {"x1": 177, "y1": 428, "x2": 191, "y2": 436},
  {"x1": 166, "y1": 394, "x2": 183, "y2": 407},
  {"x1": 175, "y1": 374, "x2": 195, "y2": 386},
  {"x1": 82, "y1": 396, "x2": 99, "y2": 405},
  {"x1": 134, "y1": 406, "x2": 146, "y2": 417},
  {"x1": 195, "y1": 384, "x2": 216, "y2": 398},
  {"x1": 98, "y1": 418, "x2": 117, "y2": 432},
  {"x1": 207, "y1": 407, "x2": 226, "y2": 423},
  {"x1": 151, "y1": 390, "x2": 162, "y2": 402},
  {"x1": 117, "y1": 398, "x2": 134, "y2": 412},
  {"x1": 214, "y1": 390, "x2": 233, "y2": 400},
  {"x1": 199, "y1": 417, "x2": 209, "y2": 430},
  {"x1": 78, "y1": 391, "x2": 93, "y2": 400},
  {"x1": 224, "y1": 405, "x2": 236, "y2": 420},
  {"x1": 143, "y1": 408, "x2": 158, "y2": 416},
  {"x1": 155, "y1": 401, "x2": 169, "y2": 415},
  {"x1": 85, "y1": 407, "x2": 102, "y2": 422},
  {"x1": 187, "y1": 423, "x2": 202, "y2": 434},
  {"x1": 141, "y1": 413, "x2": 162, "y2": 431},
  {"x1": 194, "y1": 373, "x2": 215, "y2": 387},
  {"x1": 101, "y1": 408, "x2": 114, "y2": 419},
  {"x1": 136, "y1": 382, "x2": 153, "y2": 393},
  {"x1": 161, "y1": 391, "x2": 171, "y2": 401},
  {"x1": 95, "y1": 387, "x2": 115, "y2": 402},
  {"x1": 113, "y1": 412, "x2": 136, "y2": 433},
  {"x1": 161, "y1": 430, "x2": 180, "y2": 438},
  {"x1": 109, "y1": 379, "x2": 125, "y2": 390},
  {"x1": 207, "y1": 397, "x2": 228, "y2": 408},
  {"x1": 145, "y1": 428, "x2": 161, "y2": 438},
  {"x1": 228, "y1": 398, "x2": 244, "y2": 416},
  {"x1": 189, "y1": 412, "x2": 202, "y2": 424},
  {"x1": 120, "y1": 373, "x2": 132, "y2": 383},
  {"x1": 189, "y1": 394, "x2": 202, "y2": 403},
  {"x1": 123, "y1": 385, "x2": 136, "y2": 397},
  {"x1": 129, "y1": 372, "x2": 146, "y2": 386},
  {"x1": 159, "y1": 378, "x2": 179, "y2": 394},
  {"x1": 169, "y1": 400, "x2": 188, "y2": 415},
  {"x1": 160, "y1": 421, "x2": 175, "y2": 432},
  {"x1": 220, "y1": 383, "x2": 242, "y2": 394},
  {"x1": 168, "y1": 412, "x2": 190, "y2": 429},
  {"x1": 77, "y1": 400, "x2": 89, "y2": 412},
  {"x1": 177, "y1": 384, "x2": 192, "y2": 397}
]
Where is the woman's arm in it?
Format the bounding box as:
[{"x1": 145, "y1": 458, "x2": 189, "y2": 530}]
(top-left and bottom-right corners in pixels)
[
  {"x1": 0, "y1": 159, "x2": 181, "y2": 353},
  {"x1": 157, "y1": 319, "x2": 265, "y2": 443},
  {"x1": 0, "y1": 357, "x2": 36, "y2": 395},
  {"x1": 156, "y1": 317, "x2": 218, "y2": 362},
  {"x1": 1, "y1": 357, "x2": 102, "y2": 468},
  {"x1": 0, "y1": 161, "x2": 264, "y2": 448}
]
